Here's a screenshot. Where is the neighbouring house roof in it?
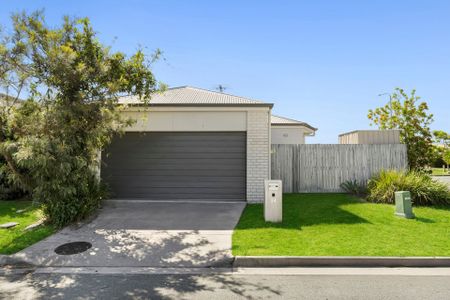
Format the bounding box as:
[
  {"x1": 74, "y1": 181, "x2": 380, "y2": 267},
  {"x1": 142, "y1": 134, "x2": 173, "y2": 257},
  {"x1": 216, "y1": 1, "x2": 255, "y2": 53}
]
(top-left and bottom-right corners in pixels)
[
  {"x1": 338, "y1": 129, "x2": 401, "y2": 137},
  {"x1": 0, "y1": 93, "x2": 24, "y2": 107},
  {"x1": 118, "y1": 86, "x2": 273, "y2": 107},
  {"x1": 271, "y1": 115, "x2": 317, "y2": 131}
]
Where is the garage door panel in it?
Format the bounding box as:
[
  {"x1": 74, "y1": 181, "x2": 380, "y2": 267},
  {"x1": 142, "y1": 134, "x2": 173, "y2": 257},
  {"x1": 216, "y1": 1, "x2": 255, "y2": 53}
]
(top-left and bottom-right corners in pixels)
[
  {"x1": 113, "y1": 186, "x2": 245, "y2": 194},
  {"x1": 118, "y1": 140, "x2": 246, "y2": 147},
  {"x1": 107, "y1": 175, "x2": 245, "y2": 183},
  {"x1": 106, "y1": 180, "x2": 246, "y2": 189},
  {"x1": 108, "y1": 147, "x2": 245, "y2": 155},
  {"x1": 116, "y1": 193, "x2": 246, "y2": 200},
  {"x1": 101, "y1": 132, "x2": 246, "y2": 201},
  {"x1": 104, "y1": 158, "x2": 246, "y2": 167},
  {"x1": 104, "y1": 152, "x2": 245, "y2": 159},
  {"x1": 105, "y1": 164, "x2": 245, "y2": 171},
  {"x1": 103, "y1": 169, "x2": 246, "y2": 177}
]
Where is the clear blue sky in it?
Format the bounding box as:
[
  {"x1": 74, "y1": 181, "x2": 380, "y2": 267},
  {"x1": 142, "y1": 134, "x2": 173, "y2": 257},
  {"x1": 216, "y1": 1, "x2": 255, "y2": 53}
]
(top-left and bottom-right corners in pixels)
[{"x1": 1, "y1": 0, "x2": 449, "y2": 143}]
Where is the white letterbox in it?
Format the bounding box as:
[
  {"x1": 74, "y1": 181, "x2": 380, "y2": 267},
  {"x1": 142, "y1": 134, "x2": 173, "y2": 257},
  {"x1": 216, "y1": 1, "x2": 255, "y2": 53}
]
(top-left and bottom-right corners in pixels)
[{"x1": 264, "y1": 180, "x2": 282, "y2": 223}]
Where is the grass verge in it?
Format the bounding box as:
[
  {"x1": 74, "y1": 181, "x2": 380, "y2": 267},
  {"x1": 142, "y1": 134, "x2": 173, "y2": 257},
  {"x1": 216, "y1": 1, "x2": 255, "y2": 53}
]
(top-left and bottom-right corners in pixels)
[
  {"x1": 0, "y1": 200, "x2": 55, "y2": 255},
  {"x1": 232, "y1": 193, "x2": 450, "y2": 256},
  {"x1": 432, "y1": 168, "x2": 450, "y2": 176}
]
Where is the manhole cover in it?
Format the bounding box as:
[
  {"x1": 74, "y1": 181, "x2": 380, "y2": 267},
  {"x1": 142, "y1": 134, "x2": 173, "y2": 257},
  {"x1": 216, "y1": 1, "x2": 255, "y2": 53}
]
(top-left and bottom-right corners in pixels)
[{"x1": 54, "y1": 241, "x2": 92, "y2": 255}]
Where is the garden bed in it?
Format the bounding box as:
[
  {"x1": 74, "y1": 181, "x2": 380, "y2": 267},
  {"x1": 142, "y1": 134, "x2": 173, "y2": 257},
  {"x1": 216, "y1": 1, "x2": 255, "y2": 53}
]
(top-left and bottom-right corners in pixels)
[{"x1": 232, "y1": 194, "x2": 450, "y2": 257}]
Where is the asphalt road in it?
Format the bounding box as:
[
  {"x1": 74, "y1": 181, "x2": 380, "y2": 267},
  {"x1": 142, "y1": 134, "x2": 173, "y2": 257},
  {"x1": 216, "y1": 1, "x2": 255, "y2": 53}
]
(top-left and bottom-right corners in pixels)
[{"x1": 1, "y1": 268, "x2": 450, "y2": 299}]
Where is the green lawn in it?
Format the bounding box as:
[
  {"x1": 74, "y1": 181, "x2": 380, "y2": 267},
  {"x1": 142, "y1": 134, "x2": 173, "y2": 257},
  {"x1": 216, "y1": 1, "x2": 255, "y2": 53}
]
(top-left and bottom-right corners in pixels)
[
  {"x1": 432, "y1": 168, "x2": 450, "y2": 176},
  {"x1": 232, "y1": 193, "x2": 450, "y2": 257},
  {"x1": 0, "y1": 201, "x2": 55, "y2": 255}
]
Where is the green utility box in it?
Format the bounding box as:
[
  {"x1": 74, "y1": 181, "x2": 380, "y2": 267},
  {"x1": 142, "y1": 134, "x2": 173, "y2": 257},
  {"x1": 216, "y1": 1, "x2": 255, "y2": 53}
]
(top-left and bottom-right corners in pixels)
[{"x1": 394, "y1": 191, "x2": 415, "y2": 219}]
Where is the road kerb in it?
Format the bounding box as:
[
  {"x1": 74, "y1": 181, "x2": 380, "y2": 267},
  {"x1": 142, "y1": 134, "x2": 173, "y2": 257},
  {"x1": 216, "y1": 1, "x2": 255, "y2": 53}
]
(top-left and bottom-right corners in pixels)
[{"x1": 233, "y1": 256, "x2": 450, "y2": 268}]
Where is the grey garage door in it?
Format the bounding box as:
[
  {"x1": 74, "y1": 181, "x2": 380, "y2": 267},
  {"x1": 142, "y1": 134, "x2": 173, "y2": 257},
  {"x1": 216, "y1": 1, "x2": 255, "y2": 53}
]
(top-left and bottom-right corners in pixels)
[{"x1": 101, "y1": 132, "x2": 246, "y2": 201}]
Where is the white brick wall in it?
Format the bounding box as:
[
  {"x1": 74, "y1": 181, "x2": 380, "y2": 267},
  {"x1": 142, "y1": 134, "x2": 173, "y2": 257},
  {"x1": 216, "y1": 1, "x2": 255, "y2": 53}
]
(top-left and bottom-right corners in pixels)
[{"x1": 246, "y1": 110, "x2": 270, "y2": 202}]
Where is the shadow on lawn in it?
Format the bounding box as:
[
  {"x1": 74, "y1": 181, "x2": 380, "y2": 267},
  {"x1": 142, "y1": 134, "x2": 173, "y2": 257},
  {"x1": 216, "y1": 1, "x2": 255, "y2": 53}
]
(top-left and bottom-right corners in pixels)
[
  {"x1": 235, "y1": 193, "x2": 370, "y2": 230},
  {"x1": 0, "y1": 201, "x2": 35, "y2": 220},
  {"x1": 415, "y1": 217, "x2": 435, "y2": 223}
]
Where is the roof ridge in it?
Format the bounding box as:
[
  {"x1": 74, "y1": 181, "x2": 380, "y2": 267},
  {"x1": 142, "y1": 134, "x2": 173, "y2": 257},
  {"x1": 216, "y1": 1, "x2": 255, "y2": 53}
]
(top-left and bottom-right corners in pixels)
[
  {"x1": 177, "y1": 86, "x2": 266, "y2": 104},
  {"x1": 118, "y1": 85, "x2": 274, "y2": 107},
  {"x1": 166, "y1": 85, "x2": 188, "y2": 90}
]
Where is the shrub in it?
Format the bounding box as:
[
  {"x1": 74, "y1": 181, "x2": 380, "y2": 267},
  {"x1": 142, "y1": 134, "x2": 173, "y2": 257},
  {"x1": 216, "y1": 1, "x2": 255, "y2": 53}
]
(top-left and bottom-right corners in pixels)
[
  {"x1": 0, "y1": 159, "x2": 26, "y2": 200},
  {"x1": 367, "y1": 170, "x2": 450, "y2": 206},
  {"x1": 42, "y1": 174, "x2": 107, "y2": 228},
  {"x1": 340, "y1": 180, "x2": 367, "y2": 197}
]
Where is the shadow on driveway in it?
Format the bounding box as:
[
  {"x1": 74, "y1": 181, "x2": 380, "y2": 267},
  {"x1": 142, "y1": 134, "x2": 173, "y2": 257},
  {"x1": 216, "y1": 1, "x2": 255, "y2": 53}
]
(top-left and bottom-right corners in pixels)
[{"x1": 14, "y1": 201, "x2": 246, "y2": 268}]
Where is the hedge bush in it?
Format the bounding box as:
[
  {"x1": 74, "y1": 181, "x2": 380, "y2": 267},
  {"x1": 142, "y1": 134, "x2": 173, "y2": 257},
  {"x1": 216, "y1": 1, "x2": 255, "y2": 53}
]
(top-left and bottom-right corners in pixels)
[
  {"x1": 366, "y1": 170, "x2": 450, "y2": 206},
  {"x1": 0, "y1": 159, "x2": 26, "y2": 200}
]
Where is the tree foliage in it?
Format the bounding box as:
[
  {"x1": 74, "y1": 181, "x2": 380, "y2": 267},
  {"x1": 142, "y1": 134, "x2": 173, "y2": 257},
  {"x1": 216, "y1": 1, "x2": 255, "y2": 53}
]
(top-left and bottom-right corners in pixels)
[
  {"x1": 443, "y1": 150, "x2": 450, "y2": 167},
  {"x1": 433, "y1": 130, "x2": 450, "y2": 146},
  {"x1": 368, "y1": 88, "x2": 434, "y2": 170},
  {"x1": 0, "y1": 11, "x2": 160, "y2": 227},
  {"x1": 433, "y1": 130, "x2": 450, "y2": 168}
]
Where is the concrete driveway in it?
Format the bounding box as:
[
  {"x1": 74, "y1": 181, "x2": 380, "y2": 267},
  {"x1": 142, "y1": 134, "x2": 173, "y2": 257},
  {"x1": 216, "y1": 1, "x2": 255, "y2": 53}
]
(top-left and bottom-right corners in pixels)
[
  {"x1": 432, "y1": 175, "x2": 450, "y2": 187},
  {"x1": 14, "y1": 201, "x2": 246, "y2": 268}
]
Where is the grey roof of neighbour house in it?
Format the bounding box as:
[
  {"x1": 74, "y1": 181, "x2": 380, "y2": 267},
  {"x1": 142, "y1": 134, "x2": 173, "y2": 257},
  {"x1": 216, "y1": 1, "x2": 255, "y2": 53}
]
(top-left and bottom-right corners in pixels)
[
  {"x1": 118, "y1": 86, "x2": 273, "y2": 107},
  {"x1": 271, "y1": 115, "x2": 317, "y2": 131}
]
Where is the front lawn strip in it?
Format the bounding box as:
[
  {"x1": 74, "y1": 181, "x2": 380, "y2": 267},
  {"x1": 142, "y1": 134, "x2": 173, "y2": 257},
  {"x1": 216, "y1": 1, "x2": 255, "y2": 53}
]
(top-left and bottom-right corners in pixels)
[
  {"x1": 232, "y1": 193, "x2": 450, "y2": 257},
  {"x1": 432, "y1": 168, "x2": 450, "y2": 176},
  {"x1": 0, "y1": 200, "x2": 55, "y2": 255}
]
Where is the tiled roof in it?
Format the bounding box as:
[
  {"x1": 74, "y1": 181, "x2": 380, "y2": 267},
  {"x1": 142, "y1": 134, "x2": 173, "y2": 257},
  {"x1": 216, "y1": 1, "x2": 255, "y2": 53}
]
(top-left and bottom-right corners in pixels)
[
  {"x1": 271, "y1": 115, "x2": 317, "y2": 131},
  {"x1": 118, "y1": 86, "x2": 272, "y2": 106}
]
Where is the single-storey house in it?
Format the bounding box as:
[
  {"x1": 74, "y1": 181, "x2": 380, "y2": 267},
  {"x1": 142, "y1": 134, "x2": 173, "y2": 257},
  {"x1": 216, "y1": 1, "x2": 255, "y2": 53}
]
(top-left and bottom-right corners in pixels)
[
  {"x1": 101, "y1": 86, "x2": 316, "y2": 203},
  {"x1": 271, "y1": 115, "x2": 317, "y2": 144}
]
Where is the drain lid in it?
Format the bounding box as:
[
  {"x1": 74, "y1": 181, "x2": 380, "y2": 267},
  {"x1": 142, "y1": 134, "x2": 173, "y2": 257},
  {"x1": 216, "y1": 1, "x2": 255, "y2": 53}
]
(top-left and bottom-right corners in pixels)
[{"x1": 55, "y1": 241, "x2": 92, "y2": 255}]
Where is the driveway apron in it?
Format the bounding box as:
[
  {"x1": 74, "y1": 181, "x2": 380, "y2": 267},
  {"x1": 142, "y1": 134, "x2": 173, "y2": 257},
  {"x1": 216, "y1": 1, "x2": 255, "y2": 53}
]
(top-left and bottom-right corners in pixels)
[{"x1": 14, "y1": 201, "x2": 246, "y2": 268}]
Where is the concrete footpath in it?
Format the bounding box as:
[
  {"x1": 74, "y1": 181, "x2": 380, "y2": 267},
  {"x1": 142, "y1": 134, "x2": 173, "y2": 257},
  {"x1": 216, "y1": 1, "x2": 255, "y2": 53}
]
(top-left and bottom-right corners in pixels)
[{"x1": 432, "y1": 175, "x2": 450, "y2": 187}]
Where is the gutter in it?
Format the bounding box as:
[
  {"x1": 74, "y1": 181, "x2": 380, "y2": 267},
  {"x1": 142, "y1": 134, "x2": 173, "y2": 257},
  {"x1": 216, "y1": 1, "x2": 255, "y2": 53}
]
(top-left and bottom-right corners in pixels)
[
  {"x1": 122, "y1": 103, "x2": 274, "y2": 108},
  {"x1": 271, "y1": 123, "x2": 318, "y2": 131}
]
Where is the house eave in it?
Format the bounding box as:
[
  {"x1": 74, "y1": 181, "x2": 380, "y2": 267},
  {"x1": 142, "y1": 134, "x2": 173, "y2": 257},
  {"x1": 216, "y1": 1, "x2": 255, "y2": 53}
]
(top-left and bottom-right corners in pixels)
[
  {"x1": 271, "y1": 123, "x2": 318, "y2": 131},
  {"x1": 121, "y1": 103, "x2": 274, "y2": 108}
]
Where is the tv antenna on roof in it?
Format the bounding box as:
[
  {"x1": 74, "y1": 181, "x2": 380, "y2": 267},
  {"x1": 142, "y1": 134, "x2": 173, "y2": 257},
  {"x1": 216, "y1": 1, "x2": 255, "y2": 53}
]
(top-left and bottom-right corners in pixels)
[{"x1": 215, "y1": 84, "x2": 228, "y2": 93}]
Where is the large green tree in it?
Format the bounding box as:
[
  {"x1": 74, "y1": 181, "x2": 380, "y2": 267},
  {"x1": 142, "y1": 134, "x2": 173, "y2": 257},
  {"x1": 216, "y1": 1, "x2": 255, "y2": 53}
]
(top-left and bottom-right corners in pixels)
[
  {"x1": 368, "y1": 88, "x2": 434, "y2": 170},
  {"x1": 432, "y1": 130, "x2": 450, "y2": 169},
  {"x1": 443, "y1": 150, "x2": 450, "y2": 169},
  {"x1": 433, "y1": 130, "x2": 450, "y2": 147},
  {"x1": 0, "y1": 11, "x2": 161, "y2": 227}
]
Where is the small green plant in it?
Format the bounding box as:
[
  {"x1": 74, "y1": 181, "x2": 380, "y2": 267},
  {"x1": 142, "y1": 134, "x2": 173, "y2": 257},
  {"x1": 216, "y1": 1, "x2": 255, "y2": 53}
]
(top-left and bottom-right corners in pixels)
[
  {"x1": 367, "y1": 170, "x2": 450, "y2": 206},
  {"x1": 340, "y1": 180, "x2": 367, "y2": 197}
]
